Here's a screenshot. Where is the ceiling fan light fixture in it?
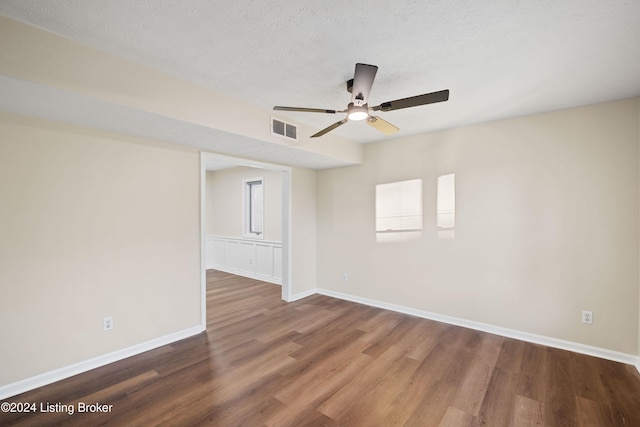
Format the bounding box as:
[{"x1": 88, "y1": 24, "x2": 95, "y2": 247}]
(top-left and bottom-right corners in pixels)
[
  {"x1": 273, "y1": 63, "x2": 449, "y2": 137},
  {"x1": 347, "y1": 103, "x2": 369, "y2": 121}
]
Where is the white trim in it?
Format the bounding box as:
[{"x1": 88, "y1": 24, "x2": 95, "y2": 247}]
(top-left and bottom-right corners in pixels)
[
  {"x1": 316, "y1": 288, "x2": 639, "y2": 367},
  {"x1": 202, "y1": 151, "x2": 284, "y2": 171},
  {"x1": 281, "y1": 169, "x2": 293, "y2": 302},
  {"x1": 0, "y1": 326, "x2": 203, "y2": 400},
  {"x1": 211, "y1": 265, "x2": 282, "y2": 286},
  {"x1": 289, "y1": 288, "x2": 316, "y2": 302},
  {"x1": 242, "y1": 176, "x2": 265, "y2": 239},
  {"x1": 199, "y1": 153, "x2": 207, "y2": 329},
  {"x1": 206, "y1": 235, "x2": 283, "y2": 246}
]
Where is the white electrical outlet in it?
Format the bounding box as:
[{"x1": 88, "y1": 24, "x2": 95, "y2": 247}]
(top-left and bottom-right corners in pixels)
[
  {"x1": 103, "y1": 317, "x2": 113, "y2": 331},
  {"x1": 342, "y1": 273, "x2": 348, "y2": 281},
  {"x1": 581, "y1": 311, "x2": 593, "y2": 324}
]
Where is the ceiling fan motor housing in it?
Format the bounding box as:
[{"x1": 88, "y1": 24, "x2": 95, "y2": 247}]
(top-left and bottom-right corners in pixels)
[
  {"x1": 347, "y1": 79, "x2": 367, "y2": 107},
  {"x1": 347, "y1": 103, "x2": 368, "y2": 121}
]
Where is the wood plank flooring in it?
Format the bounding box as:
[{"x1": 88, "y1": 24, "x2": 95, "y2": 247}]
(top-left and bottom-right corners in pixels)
[{"x1": 2, "y1": 270, "x2": 640, "y2": 426}]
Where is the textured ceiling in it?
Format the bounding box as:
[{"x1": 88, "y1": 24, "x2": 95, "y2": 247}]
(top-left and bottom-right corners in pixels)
[
  {"x1": 1, "y1": 0, "x2": 639, "y2": 161},
  {"x1": 0, "y1": 75, "x2": 348, "y2": 169}
]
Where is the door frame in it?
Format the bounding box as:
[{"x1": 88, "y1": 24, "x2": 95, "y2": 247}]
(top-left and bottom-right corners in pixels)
[{"x1": 199, "y1": 152, "x2": 292, "y2": 328}]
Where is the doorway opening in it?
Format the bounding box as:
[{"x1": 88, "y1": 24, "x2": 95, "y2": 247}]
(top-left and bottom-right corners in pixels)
[{"x1": 199, "y1": 152, "x2": 291, "y2": 328}]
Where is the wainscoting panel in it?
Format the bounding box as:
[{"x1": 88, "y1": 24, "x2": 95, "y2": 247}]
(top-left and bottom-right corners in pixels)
[
  {"x1": 205, "y1": 236, "x2": 282, "y2": 285},
  {"x1": 273, "y1": 246, "x2": 283, "y2": 280},
  {"x1": 256, "y1": 243, "x2": 273, "y2": 277},
  {"x1": 205, "y1": 238, "x2": 214, "y2": 269}
]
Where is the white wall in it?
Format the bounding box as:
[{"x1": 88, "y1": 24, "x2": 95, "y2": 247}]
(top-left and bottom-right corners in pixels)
[
  {"x1": 0, "y1": 114, "x2": 201, "y2": 386},
  {"x1": 205, "y1": 167, "x2": 282, "y2": 242},
  {"x1": 317, "y1": 98, "x2": 640, "y2": 355}
]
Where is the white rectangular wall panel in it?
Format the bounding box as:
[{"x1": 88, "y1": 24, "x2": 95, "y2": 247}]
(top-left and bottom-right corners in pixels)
[
  {"x1": 205, "y1": 236, "x2": 282, "y2": 285},
  {"x1": 273, "y1": 246, "x2": 283, "y2": 280},
  {"x1": 256, "y1": 244, "x2": 274, "y2": 277},
  {"x1": 205, "y1": 237, "x2": 216, "y2": 269},
  {"x1": 238, "y1": 242, "x2": 256, "y2": 273}
]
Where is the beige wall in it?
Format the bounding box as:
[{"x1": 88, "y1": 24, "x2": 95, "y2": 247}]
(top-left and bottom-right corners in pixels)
[
  {"x1": 317, "y1": 98, "x2": 640, "y2": 355},
  {"x1": 0, "y1": 114, "x2": 201, "y2": 386},
  {"x1": 290, "y1": 167, "x2": 318, "y2": 295},
  {"x1": 205, "y1": 167, "x2": 282, "y2": 242},
  {"x1": 0, "y1": 16, "x2": 363, "y2": 167}
]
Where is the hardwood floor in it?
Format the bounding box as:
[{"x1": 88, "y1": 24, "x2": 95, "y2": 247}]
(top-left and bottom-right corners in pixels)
[{"x1": 2, "y1": 270, "x2": 640, "y2": 426}]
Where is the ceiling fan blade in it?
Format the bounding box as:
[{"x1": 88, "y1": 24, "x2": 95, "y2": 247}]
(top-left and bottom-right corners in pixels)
[
  {"x1": 372, "y1": 89, "x2": 449, "y2": 112},
  {"x1": 274, "y1": 106, "x2": 339, "y2": 114},
  {"x1": 367, "y1": 116, "x2": 400, "y2": 135},
  {"x1": 311, "y1": 118, "x2": 348, "y2": 138},
  {"x1": 351, "y1": 63, "x2": 378, "y2": 106}
]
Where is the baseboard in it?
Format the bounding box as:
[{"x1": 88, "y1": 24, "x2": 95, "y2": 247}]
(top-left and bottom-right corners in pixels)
[
  {"x1": 288, "y1": 288, "x2": 316, "y2": 302},
  {"x1": 0, "y1": 325, "x2": 204, "y2": 400},
  {"x1": 316, "y1": 288, "x2": 639, "y2": 367},
  {"x1": 210, "y1": 265, "x2": 282, "y2": 286}
]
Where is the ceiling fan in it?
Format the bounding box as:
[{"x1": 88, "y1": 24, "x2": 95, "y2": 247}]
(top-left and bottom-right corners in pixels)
[{"x1": 274, "y1": 63, "x2": 449, "y2": 138}]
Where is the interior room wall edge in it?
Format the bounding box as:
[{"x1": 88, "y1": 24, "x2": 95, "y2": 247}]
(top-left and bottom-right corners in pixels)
[
  {"x1": 0, "y1": 326, "x2": 203, "y2": 400},
  {"x1": 314, "y1": 288, "x2": 640, "y2": 371}
]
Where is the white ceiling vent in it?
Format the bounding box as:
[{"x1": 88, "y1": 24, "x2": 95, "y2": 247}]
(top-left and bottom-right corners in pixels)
[{"x1": 271, "y1": 117, "x2": 297, "y2": 141}]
